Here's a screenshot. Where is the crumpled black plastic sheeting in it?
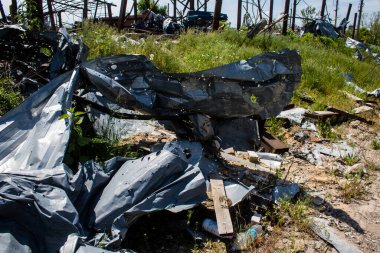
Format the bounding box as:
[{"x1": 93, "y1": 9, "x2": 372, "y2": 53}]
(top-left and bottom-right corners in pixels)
[
  {"x1": 81, "y1": 49, "x2": 301, "y2": 119},
  {"x1": 0, "y1": 25, "x2": 87, "y2": 93},
  {"x1": 303, "y1": 19, "x2": 339, "y2": 39}
]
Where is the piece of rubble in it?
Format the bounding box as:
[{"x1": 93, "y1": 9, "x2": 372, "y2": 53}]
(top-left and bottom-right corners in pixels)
[
  {"x1": 256, "y1": 152, "x2": 283, "y2": 170},
  {"x1": 248, "y1": 151, "x2": 259, "y2": 163},
  {"x1": 223, "y1": 147, "x2": 235, "y2": 154},
  {"x1": 314, "y1": 142, "x2": 355, "y2": 158},
  {"x1": 352, "y1": 105, "x2": 373, "y2": 114},
  {"x1": 312, "y1": 217, "x2": 363, "y2": 253},
  {"x1": 342, "y1": 91, "x2": 363, "y2": 103}
]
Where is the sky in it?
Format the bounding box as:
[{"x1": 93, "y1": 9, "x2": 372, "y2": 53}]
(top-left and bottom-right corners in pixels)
[{"x1": 2, "y1": 0, "x2": 380, "y2": 28}]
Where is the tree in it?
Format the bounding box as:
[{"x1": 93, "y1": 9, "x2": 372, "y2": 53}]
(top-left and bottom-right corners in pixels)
[
  {"x1": 137, "y1": 0, "x2": 167, "y2": 15},
  {"x1": 300, "y1": 6, "x2": 316, "y2": 24}
]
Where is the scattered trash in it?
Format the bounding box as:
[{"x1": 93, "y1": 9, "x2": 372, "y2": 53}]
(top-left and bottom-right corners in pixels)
[
  {"x1": 250, "y1": 212, "x2": 262, "y2": 224},
  {"x1": 302, "y1": 19, "x2": 339, "y2": 39},
  {"x1": 232, "y1": 224, "x2": 263, "y2": 251},
  {"x1": 272, "y1": 183, "x2": 300, "y2": 204},
  {"x1": 202, "y1": 218, "x2": 223, "y2": 238}
]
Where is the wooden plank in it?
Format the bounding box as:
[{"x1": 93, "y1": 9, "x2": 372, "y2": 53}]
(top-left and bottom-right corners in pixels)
[
  {"x1": 210, "y1": 177, "x2": 233, "y2": 236},
  {"x1": 261, "y1": 131, "x2": 289, "y2": 154}
]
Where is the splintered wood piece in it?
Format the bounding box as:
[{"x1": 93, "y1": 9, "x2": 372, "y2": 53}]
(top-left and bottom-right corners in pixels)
[{"x1": 210, "y1": 177, "x2": 233, "y2": 236}]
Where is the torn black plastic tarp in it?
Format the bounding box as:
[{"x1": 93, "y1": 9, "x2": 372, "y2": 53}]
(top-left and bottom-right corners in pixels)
[
  {"x1": 302, "y1": 19, "x2": 339, "y2": 39},
  {"x1": 81, "y1": 49, "x2": 301, "y2": 119}
]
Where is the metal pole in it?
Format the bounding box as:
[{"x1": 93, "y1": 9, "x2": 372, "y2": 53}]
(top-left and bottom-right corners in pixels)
[
  {"x1": 291, "y1": 0, "x2": 296, "y2": 30},
  {"x1": 118, "y1": 0, "x2": 128, "y2": 31},
  {"x1": 356, "y1": 0, "x2": 363, "y2": 39},
  {"x1": 334, "y1": 0, "x2": 339, "y2": 26},
  {"x1": 213, "y1": 0, "x2": 222, "y2": 30},
  {"x1": 352, "y1": 12, "x2": 357, "y2": 38},
  {"x1": 321, "y1": 0, "x2": 327, "y2": 19},
  {"x1": 237, "y1": 0, "x2": 242, "y2": 30},
  {"x1": 282, "y1": 0, "x2": 290, "y2": 35},
  {"x1": 269, "y1": 0, "x2": 273, "y2": 24},
  {"x1": 204, "y1": 0, "x2": 207, "y2": 11},
  {"x1": 47, "y1": 0, "x2": 56, "y2": 30}
]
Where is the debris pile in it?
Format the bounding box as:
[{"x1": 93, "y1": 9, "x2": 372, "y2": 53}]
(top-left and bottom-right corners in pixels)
[
  {"x1": 0, "y1": 25, "x2": 305, "y2": 252},
  {"x1": 1, "y1": 25, "x2": 379, "y2": 253}
]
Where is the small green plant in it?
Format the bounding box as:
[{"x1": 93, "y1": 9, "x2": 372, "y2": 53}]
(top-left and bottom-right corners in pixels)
[
  {"x1": 265, "y1": 118, "x2": 285, "y2": 140},
  {"x1": 365, "y1": 160, "x2": 380, "y2": 171},
  {"x1": 273, "y1": 197, "x2": 312, "y2": 231},
  {"x1": 250, "y1": 94, "x2": 257, "y2": 103},
  {"x1": 0, "y1": 66, "x2": 23, "y2": 115},
  {"x1": 371, "y1": 139, "x2": 380, "y2": 150},
  {"x1": 318, "y1": 119, "x2": 338, "y2": 140},
  {"x1": 342, "y1": 153, "x2": 359, "y2": 166},
  {"x1": 340, "y1": 175, "x2": 366, "y2": 202}
]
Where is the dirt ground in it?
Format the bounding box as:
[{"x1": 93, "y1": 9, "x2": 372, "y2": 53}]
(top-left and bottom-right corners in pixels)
[{"x1": 122, "y1": 115, "x2": 380, "y2": 253}]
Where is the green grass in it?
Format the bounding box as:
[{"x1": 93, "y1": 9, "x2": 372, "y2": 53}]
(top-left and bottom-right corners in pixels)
[
  {"x1": 0, "y1": 77, "x2": 23, "y2": 116},
  {"x1": 80, "y1": 22, "x2": 380, "y2": 113}
]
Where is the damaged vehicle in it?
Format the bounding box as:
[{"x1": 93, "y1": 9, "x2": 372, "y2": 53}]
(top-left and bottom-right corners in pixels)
[{"x1": 0, "y1": 25, "x2": 302, "y2": 253}]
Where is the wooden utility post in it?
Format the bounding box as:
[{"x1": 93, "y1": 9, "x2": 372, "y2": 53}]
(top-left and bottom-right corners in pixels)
[
  {"x1": 173, "y1": 0, "x2": 177, "y2": 18},
  {"x1": 237, "y1": 0, "x2": 242, "y2": 30},
  {"x1": 213, "y1": 0, "x2": 222, "y2": 31},
  {"x1": 257, "y1": 0, "x2": 262, "y2": 20},
  {"x1": 189, "y1": 0, "x2": 194, "y2": 10},
  {"x1": 47, "y1": 0, "x2": 56, "y2": 30},
  {"x1": 58, "y1": 11, "x2": 63, "y2": 27},
  {"x1": 133, "y1": 0, "x2": 137, "y2": 25},
  {"x1": 11, "y1": 0, "x2": 17, "y2": 22},
  {"x1": 344, "y1": 3, "x2": 352, "y2": 33},
  {"x1": 0, "y1": 0, "x2": 7, "y2": 23},
  {"x1": 118, "y1": 0, "x2": 128, "y2": 31},
  {"x1": 320, "y1": 0, "x2": 326, "y2": 19},
  {"x1": 107, "y1": 3, "x2": 112, "y2": 20},
  {"x1": 352, "y1": 12, "x2": 357, "y2": 38},
  {"x1": 94, "y1": 0, "x2": 99, "y2": 21},
  {"x1": 282, "y1": 0, "x2": 290, "y2": 35},
  {"x1": 334, "y1": 0, "x2": 339, "y2": 26},
  {"x1": 356, "y1": 0, "x2": 364, "y2": 39},
  {"x1": 83, "y1": 0, "x2": 88, "y2": 19},
  {"x1": 269, "y1": 0, "x2": 273, "y2": 24},
  {"x1": 346, "y1": 3, "x2": 352, "y2": 20},
  {"x1": 36, "y1": 0, "x2": 44, "y2": 25},
  {"x1": 291, "y1": 0, "x2": 296, "y2": 31}
]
